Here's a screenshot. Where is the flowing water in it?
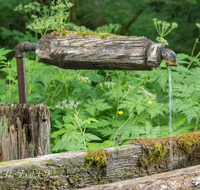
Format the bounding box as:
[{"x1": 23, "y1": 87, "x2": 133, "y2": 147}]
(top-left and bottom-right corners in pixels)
[{"x1": 168, "y1": 66, "x2": 173, "y2": 171}]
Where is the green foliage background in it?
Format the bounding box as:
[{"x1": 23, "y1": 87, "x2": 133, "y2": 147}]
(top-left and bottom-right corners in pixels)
[
  {"x1": 0, "y1": 0, "x2": 200, "y2": 153},
  {"x1": 1, "y1": 0, "x2": 199, "y2": 54}
]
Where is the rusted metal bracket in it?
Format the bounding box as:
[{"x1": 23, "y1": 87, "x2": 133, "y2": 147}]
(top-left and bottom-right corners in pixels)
[{"x1": 15, "y1": 42, "x2": 37, "y2": 104}]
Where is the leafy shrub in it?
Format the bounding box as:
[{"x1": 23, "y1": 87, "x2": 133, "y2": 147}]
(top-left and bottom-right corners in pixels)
[{"x1": 0, "y1": 0, "x2": 199, "y2": 153}]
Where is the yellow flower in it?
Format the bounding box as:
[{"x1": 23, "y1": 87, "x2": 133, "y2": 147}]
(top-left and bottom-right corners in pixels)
[
  {"x1": 161, "y1": 104, "x2": 163, "y2": 106},
  {"x1": 148, "y1": 101, "x2": 153, "y2": 104},
  {"x1": 118, "y1": 111, "x2": 123, "y2": 115}
]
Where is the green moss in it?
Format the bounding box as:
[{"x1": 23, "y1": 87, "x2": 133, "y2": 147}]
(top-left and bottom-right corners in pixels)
[
  {"x1": 52, "y1": 29, "x2": 119, "y2": 39},
  {"x1": 84, "y1": 149, "x2": 110, "y2": 169},
  {"x1": 129, "y1": 132, "x2": 200, "y2": 169},
  {"x1": 0, "y1": 158, "x2": 37, "y2": 167},
  {"x1": 45, "y1": 160, "x2": 51, "y2": 167}
]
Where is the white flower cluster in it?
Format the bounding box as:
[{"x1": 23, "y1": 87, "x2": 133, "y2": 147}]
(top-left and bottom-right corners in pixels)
[
  {"x1": 138, "y1": 86, "x2": 156, "y2": 98},
  {"x1": 77, "y1": 75, "x2": 91, "y2": 83},
  {"x1": 156, "y1": 37, "x2": 169, "y2": 46},
  {"x1": 128, "y1": 84, "x2": 134, "y2": 91},
  {"x1": 55, "y1": 100, "x2": 80, "y2": 110},
  {"x1": 104, "y1": 81, "x2": 115, "y2": 88},
  {"x1": 97, "y1": 81, "x2": 115, "y2": 89},
  {"x1": 153, "y1": 18, "x2": 178, "y2": 29}
]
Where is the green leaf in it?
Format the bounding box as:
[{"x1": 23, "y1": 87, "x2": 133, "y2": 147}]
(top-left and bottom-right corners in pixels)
[
  {"x1": 87, "y1": 119, "x2": 109, "y2": 129},
  {"x1": 88, "y1": 143, "x2": 101, "y2": 150},
  {"x1": 145, "y1": 122, "x2": 152, "y2": 134},
  {"x1": 86, "y1": 133, "x2": 102, "y2": 141},
  {"x1": 51, "y1": 109, "x2": 63, "y2": 121},
  {"x1": 31, "y1": 93, "x2": 42, "y2": 98},
  {"x1": 160, "y1": 125, "x2": 170, "y2": 137},
  {"x1": 66, "y1": 138, "x2": 77, "y2": 151},
  {"x1": 52, "y1": 139, "x2": 65, "y2": 151},
  {"x1": 182, "y1": 110, "x2": 198, "y2": 124},
  {"x1": 100, "y1": 140, "x2": 113, "y2": 148},
  {"x1": 51, "y1": 129, "x2": 68, "y2": 138},
  {"x1": 157, "y1": 72, "x2": 168, "y2": 90},
  {"x1": 137, "y1": 104, "x2": 146, "y2": 114},
  {"x1": 55, "y1": 120, "x2": 63, "y2": 128},
  {"x1": 63, "y1": 124, "x2": 74, "y2": 130},
  {"x1": 63, "y1": 114, "x2": 73, "y2": 123},
  {"x1": 173, "y1": 116, "x2": 187, "y2": 130},
  {"x1": 151, "y1": 126, "x2": 161, "y2": 138},
  {"x1": 174, "y1": 125, "x2": 195, "y2": 134},
  {"x1": 0, "y1": 48, "x2": 12, "y2": 61},
  {"x1": 86, "y1": 72, "x2": 104, "y2": 83},
  {"x1": 62, "y1": 133, "x2": 72, "y2": 145},
  {"x1": 178, "y1": 104, "x2": 191, "y2": 112},
  {"x1": 84, "y1": 98, "x2": 112, "y2": 116}
]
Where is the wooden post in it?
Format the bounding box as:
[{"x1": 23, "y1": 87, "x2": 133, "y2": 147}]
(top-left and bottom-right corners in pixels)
[
  {"x1": 0, "y1": 103, "x2": 51, "y2": 162},
  {"x1": 36, "y1": 31, "x2": 165, "y2": 71}
]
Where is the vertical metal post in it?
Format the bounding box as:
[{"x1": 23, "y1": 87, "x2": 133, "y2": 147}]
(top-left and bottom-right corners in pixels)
[
  {"x1": 15, "y1": 42, "x2": 37, "y2": 104},
  {"x1": 16, "y1": 57, "x2": 27, "y2": 104}
]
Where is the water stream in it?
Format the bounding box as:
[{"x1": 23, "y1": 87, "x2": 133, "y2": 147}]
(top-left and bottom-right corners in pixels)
[{"x1": 168, "y1": 66, "x2": 173, "y2": 171}]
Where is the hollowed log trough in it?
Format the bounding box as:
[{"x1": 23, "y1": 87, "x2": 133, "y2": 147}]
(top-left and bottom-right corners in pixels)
[{"x1": 0, "y1": 132, "x2": 200, "y2": 189}]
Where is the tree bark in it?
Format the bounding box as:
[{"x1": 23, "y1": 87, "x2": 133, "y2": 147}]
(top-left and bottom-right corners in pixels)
[
  {"x1": 36, "y1": 32, "x2": 165, "y2": 71},
  {"x1": 0, "y1": 103, "x2": 51, "y2": 162}
]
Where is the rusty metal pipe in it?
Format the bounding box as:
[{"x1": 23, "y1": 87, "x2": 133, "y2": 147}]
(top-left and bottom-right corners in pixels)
[{"x1": 15, "y1": 42, "x2": 37, "y2": 104}]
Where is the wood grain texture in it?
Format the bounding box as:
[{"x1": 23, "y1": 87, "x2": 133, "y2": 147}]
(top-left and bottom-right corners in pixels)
[
  {"x1": 0, "y1": 141, "x2": 200, "y2": 189},
  {"x1": 0, "y1": 103, "x2": 51, "y2": 162},
  {"x1": 36, "y1": 33, "x2": 165, "y2": 70},
  {"x1": 80, "y1": 165, "x2": 200, "y2": 190}
]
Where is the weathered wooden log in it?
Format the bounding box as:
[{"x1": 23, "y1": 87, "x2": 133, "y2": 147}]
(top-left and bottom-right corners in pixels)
[
  {"x1": 36, "y1": 31, "x2": 165, "y2": 71},
  {"x1": 81, "y1": 165, "x2": 200, "y2": 190},
  {"x1": 0, "y1": 103, "x2": 51, "y2": 162},
  {"x1": 0, "y1": 132, "x2": 200, "y2": 189}
]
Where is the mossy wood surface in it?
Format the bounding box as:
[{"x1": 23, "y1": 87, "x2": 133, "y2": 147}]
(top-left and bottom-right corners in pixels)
[
  {"x1": 0, "y1": 132, "x2": 200, "y2": 189},
  {"x1": 0, "y1": 103, "x2": 51, "y2": 162},
  {"x1": 36, "y1": 31, "x2": 164, "y2": 71}
]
